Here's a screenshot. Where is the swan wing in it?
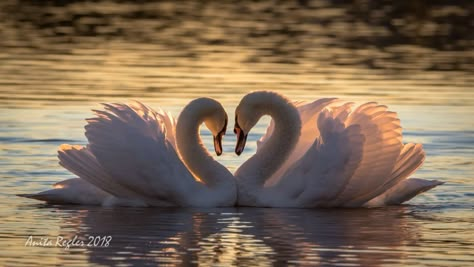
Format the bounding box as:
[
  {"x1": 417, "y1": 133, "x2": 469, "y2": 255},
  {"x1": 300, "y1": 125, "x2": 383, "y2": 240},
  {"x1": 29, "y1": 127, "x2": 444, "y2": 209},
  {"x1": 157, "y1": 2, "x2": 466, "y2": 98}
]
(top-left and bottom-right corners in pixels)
[
  {"x1": 83, "y1": 101, "x2": 198, "y2": 206},
  {"x1": 156, "y1": 108, "x2": 178, "y2": 150},
  {"x1": 331, "y1": 103, "x2": 404, "y2": 206},
  {"x1": 58, "y1": 145, "x2": 147, "y2": 200},
  {"x1": 363, "y1": 143, "x2": 442, "y2": 206},
  {"x1": 271, "y1": 107, "x2": 364, "y2": 207},
  {"x1": 260, "y1": 98, "x2": 339, "y2": 186}
]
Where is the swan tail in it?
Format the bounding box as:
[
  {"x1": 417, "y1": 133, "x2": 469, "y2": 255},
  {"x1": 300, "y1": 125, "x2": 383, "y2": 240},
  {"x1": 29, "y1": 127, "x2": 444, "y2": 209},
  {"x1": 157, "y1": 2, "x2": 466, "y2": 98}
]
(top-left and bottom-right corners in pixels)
[
  {"x1": 17, "y1": 178, "x2": 109, "y2": 205},
  {"x1": 18, "y1": 191, "x2": 80, "y2": 204},
  {"x1": 331, "y1": 103, "x2": 404, "y2": 207},
  {"x1": 84, "y1": 102, "x2": 194, "y2": 205},
  {"x1": 365, "y1": 178, "x2": 444, "y2": 206}
]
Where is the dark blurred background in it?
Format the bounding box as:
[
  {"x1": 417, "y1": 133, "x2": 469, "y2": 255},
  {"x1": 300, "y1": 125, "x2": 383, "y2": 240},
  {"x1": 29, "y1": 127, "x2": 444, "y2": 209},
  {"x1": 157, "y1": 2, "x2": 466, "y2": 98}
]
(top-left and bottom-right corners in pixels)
[{"x1": 0, "y1": 0, "x2": 472, "y2": 106}]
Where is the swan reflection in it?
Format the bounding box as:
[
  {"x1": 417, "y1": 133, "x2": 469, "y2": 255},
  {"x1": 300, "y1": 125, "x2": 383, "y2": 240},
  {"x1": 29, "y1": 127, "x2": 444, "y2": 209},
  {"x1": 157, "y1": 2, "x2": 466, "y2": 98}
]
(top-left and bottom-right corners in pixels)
[{"x1": 55, "y1": 206, "x2": 417, "y2": 266}]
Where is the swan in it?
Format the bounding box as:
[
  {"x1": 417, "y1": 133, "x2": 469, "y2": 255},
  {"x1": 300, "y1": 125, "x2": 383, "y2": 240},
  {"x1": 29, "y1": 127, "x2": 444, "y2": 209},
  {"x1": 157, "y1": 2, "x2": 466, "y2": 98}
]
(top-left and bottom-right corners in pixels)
[
  {"x1": 20, "y1": 98, "x2": 236, "y2": 207},
  {"x1": 233, "y1": 91, "x2": 443, "y2": 208}
]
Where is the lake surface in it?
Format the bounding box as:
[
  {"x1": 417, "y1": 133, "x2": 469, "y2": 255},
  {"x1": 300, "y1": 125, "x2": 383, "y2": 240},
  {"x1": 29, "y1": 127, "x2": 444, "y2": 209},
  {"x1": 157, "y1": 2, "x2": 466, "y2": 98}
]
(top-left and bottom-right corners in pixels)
[{"x1": 0, "y1": 0, "x2": 473, "y2": 266}]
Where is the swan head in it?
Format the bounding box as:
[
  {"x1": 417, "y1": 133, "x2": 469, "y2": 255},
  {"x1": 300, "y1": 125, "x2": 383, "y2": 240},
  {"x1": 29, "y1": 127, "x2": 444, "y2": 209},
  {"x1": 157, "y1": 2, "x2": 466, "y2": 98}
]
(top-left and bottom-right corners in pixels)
[
  {"x1": 233, "y1": 91, "x2": 275, "y2": 155},
  {"x1": 201, "y1": 100, "x2": 228, "y2": 156},
  {"x1": 234, "y1": 91, "x2": 295, "y2": 155},
  {"x1": 178, "y1": 97, "x2": 228, "y2": 156},
  {"x1": 204, "y1": 113, "x2": 227, "y2": 156},
  {"x1": 234, "y1": 111, "x2": 256, "y2": 156}
]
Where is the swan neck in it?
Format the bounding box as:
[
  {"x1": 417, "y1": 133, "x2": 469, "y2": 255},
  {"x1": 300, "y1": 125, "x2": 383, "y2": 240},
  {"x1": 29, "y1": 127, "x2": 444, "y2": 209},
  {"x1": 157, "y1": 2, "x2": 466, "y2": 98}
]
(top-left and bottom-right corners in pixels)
[
  {"x1": 175, "y1": 101, "x2": 232, "y2": 188},
  {"x1": 237, "y1": 93, "x2": 301, "y2": 186}
]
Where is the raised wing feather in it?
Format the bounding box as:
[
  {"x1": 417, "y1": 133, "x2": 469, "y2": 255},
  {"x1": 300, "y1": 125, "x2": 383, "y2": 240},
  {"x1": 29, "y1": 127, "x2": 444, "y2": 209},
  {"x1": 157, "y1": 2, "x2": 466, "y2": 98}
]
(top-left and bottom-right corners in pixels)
[
  {"x1": 329, "y1": 103, "x2": 403, "y2": 206},
  {"x1": 360, "y1": 143, "x2": 425, "y2": 202},
  {"x1": 84, "y1": 101, "x2": 197, "y2": 206},
  {"x1": 271, "y1": 106, "x2": 364, "y2": 207}
]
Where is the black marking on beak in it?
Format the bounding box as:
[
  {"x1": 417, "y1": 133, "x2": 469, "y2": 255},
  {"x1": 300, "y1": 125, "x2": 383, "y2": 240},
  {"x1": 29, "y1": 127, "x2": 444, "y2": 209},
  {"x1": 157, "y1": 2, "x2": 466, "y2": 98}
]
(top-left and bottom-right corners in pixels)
[
  {"x1": 234, "y1": 115, "x2": 239, "y2": 134},
  {"x1": 213, "y1": 116, "x2": 227, "y2": 156},
  {"x1": 234, "y1": 115, "x2": 247, "y2": 156}
]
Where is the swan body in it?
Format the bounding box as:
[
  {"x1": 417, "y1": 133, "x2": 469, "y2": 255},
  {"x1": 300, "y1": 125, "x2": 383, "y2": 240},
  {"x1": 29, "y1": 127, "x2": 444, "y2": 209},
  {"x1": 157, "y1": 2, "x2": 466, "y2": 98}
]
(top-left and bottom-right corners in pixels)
[
  {"x1": 234, "y1": 91, "x2": 443, "y2": 208},
  {"x1": 21, "y1": 99, "x2": 236, "y2": 207}
]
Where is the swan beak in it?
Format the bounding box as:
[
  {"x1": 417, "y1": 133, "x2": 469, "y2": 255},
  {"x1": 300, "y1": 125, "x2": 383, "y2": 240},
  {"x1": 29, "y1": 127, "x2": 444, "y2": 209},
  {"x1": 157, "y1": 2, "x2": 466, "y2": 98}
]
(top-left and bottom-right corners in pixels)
[
  {"x1": 214, "y1": 124, "x2": 226, "y2": 156},
  {"x1": 213, "y1": 134, "x2": 223, "y2": 156},
  {"x1": 234, "y1": 126, "x2": 247, "y2": 156}
]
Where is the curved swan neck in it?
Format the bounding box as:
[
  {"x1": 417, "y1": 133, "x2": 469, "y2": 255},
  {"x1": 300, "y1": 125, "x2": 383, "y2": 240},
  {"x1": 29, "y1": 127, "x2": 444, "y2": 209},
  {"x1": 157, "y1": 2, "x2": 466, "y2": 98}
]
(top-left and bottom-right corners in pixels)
[
  {"x1": 237, "y1": 92, "x2": 302, "y2": 186},
  {"x1": 175, "y1": 99, "x2": 232, "y2": 188}
]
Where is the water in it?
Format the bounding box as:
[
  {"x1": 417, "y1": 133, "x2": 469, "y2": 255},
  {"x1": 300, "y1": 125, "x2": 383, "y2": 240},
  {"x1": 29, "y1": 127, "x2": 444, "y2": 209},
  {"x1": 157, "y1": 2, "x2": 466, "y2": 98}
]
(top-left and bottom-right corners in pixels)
[{"x1": 0, "y1": 0, "x2": 473, "y2": 266}]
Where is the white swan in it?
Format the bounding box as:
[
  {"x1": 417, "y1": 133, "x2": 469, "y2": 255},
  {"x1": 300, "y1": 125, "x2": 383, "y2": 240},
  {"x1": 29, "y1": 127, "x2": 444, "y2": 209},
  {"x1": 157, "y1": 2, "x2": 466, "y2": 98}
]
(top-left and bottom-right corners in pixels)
[
  {"x1": 233, "y1": 91, "x2": 443, "y2": 208},
  {"x1": 20, "y1": 99, "x2": 236, "y2": 207}
]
